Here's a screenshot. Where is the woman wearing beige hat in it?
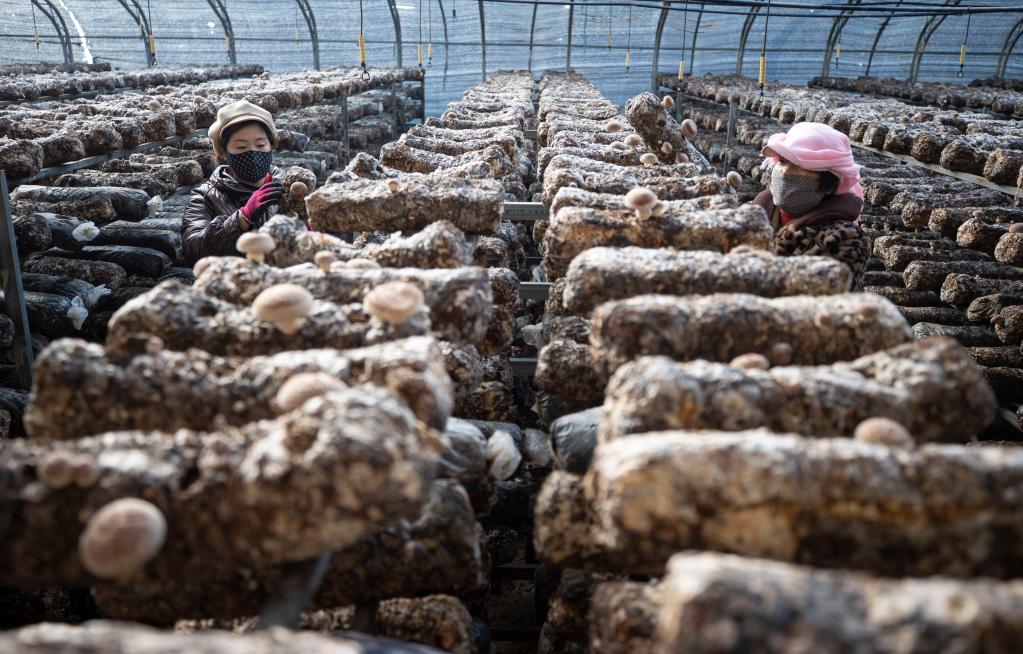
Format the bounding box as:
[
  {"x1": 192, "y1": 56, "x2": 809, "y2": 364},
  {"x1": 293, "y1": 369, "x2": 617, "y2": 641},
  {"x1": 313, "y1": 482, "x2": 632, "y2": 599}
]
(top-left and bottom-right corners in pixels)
[{"x1": 182, "y1": 99, "x2": 286, "y2": 262}]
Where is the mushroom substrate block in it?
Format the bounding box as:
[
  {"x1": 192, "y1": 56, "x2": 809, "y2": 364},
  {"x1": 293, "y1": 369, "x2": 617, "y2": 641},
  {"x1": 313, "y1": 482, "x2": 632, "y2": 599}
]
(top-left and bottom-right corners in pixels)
[
  {"x1": 2, "y1": 386, "x2": 436, "y2": 587},
  {"x1": 25, "y1": 336, "x2": 453, "y2": 439},
  {"x1": 599, "y1": 337, "x2": 995, "y2": 443},
  {"x1": 534, "y1": 431, "x2": 1023, "y2": 576},
  {"x1": 589, "y1": 293, "x2": 912, "y2": 377},
  {"x1": 194, "y1": 258, "x2": 492, "y2": 345},
  {"x1": 306, "y1": 175, "x2": 504, "y2": 236},
  {"x1": 542, "y1": 206, "x2": 772, "y2": 280},
  {"x1": 562, "y1": 247, "x2": 852, "y2": 314},
  {"x1": 652, "y1": 552, "x2": 1023, "y2": 654}
]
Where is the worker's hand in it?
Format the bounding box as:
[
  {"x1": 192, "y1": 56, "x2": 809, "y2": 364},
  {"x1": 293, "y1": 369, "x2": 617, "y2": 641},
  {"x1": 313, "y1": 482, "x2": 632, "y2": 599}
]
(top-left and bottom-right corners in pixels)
[{"x1": 240, "y1": 173, "x2": 284, "y2": 228}]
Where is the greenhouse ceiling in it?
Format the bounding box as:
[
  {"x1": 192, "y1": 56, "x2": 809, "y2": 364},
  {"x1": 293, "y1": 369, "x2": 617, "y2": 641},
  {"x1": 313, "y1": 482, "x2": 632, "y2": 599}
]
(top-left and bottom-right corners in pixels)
[{"x1": 3, "y1": 0, "x2": 1023, "y2": 112}]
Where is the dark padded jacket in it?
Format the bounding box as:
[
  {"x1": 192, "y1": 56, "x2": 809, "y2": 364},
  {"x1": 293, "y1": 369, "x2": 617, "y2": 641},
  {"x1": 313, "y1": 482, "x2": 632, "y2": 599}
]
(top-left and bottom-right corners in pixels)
[{"x1": 181, "y1": 164, "x2": 285, "y2": 263}]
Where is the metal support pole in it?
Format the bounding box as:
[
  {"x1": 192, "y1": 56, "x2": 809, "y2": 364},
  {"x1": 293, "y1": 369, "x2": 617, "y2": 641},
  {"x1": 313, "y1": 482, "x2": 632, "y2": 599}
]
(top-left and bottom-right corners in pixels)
[
  {"x1": 391, "y1": 83, "x2": 401, "y2": 136},
  {"x1": 339, "y1": 93, "x2": 350, "y2": 166},
  {"x1": 420, "y1": 78, "x2": 427, "y2": 124},
  {"x1": 566, "y1": 0, "x2": 575, "y2": 70},
  {"x1": 0, "y1": 173, "x2": 34, "y2": 390},
  {"x1": 651, "y1": 1, "x2": 672, "y2": 92},
  {"x1": 527, "y1": 1, "x2": 539, "y2": 72},
  {"x1": 725, "y1": 100, "x2": 737, "y2": 151},
  {"x1": 478, "y1": 0, "x2": 487, "y2": 81}
]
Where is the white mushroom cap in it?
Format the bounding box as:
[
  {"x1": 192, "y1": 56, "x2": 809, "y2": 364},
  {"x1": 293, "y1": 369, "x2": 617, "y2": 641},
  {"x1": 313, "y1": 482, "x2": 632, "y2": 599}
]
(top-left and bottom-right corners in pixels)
[
  {"x1": 726, "y1": 171, "x2": 743, "y2": 188},
  {"x1": 661, "y1": 142, "x2": 673, "y2": 155},
  {"x1": 1010, "y1": 223, "x2": 1023, "y2": 234},
  {"x1": 252, "y1": 284, "x2": 314, "y2": 335},
  {"x1": 624, "y1": 134, "x2": 644, "y2": 150},
  {"x1": 386, "y1": 179, "x2": 400, "y2": 192},
  {"x1": 675, "y1": 152, "x2": 690, "y2": 164},
  {"x1": 651, "y1": 201, "x2": 668, "y2": 217},
  {"x1": 38, "y1": 451, "x2": 75, "y2": 489},
  {"x1": 624, "y1": 187, "x2": 658, "y2": 220},
  {"x1": 854, "y1": 417, "x2": 914, "y2": 449},
  {"x1": 275, "y1": 372, "x2": 348, "y2": 413},
  {"x1": 289, "y1": 181, "x2": 308, "y2": 198},
  {"x1": 640, "y1": 153, "x2": 659, "y2": 167},
  {"x1": 193, "y1": 256, "x2": 217, "y2": 277},
  {"x1": 314, "y1": 250, "x2": 338, "y2": 273},
  {"x1": 681, "y1": 119, "x2": 698, "y2": 138},
  {"x1": 605, "y1": 119, "x2": 623, "y2": 133},
  {"x1": 347, "y1": 258, "x2": 381, "y2": 269},
  {"x1": 768, "y1": 342, "x2": 794, "y2": 366},
  {"x1": 730, "y1": 353, "x2": 771, "y2": 370},
  {"x1": 236, "y1": 232, "x2": 275, "y2": 263},
  {"x1": 78, "y1": 498, "x2": 167, "y2": 579},
  {"x1": 661, "y1": 95, "x2": 675, "y2": 110},
  {"x1": 147, "y1": 99, "x2": 161, "y2": 110},
  {"x1": 364, "y1": 281, "x2": 425, "y2": 325},
  {"x1": 610, "y1": 141, "x2": 630, "y2": 152}
]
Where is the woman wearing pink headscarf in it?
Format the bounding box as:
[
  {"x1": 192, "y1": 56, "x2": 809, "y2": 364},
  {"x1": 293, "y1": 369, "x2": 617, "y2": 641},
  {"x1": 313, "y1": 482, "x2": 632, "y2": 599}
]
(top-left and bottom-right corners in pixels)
[{"x1": 751, "y1": 122, "x2": 870, "y2": 288}]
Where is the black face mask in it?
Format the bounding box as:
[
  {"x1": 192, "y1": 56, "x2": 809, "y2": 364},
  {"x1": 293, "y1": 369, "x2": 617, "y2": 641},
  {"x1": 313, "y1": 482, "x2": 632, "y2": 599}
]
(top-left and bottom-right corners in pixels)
[{"x1": 227, "y1": 149, "x2": 273, "y2": 183}]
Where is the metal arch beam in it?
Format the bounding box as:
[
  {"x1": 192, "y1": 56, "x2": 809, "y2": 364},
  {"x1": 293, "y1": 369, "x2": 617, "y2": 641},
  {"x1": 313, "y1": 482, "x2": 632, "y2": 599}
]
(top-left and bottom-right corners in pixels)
[
  {"x1": 689, "y1": 3, "x2": 705, "y2": 75},
  {"x1": 295, "y1": 0, "x2": 320, "y2": 70},
  {"x1": 385, "y1": 0, "x2": 403, "y2": 67},
  {"x1": 205, "y1": 0, "x2": 236, "y2": 65},
  {"x1": 113, "y1": 0, "x2": 155, "y2": 67},
  {"x1": 735, "y1": 2, "x2": 765, "y2": 76},
  {"x1": 567, "y1": 0, "x2": 575, "y2": 70},
  {"x1": 995, "y1": 17, "x2": 1023, "y2": 79},
  {"x1": 478, "y1": 0, "x2": 486, "y2": 81},
  {"x1": 527, "y1": 1, "x2": 539, "y2": 71},
  {"x1": 30, "y1": 0, "x2": 74, "y2": 63},
  {"x1": 650, "y1": 0, "x2": 672, "y2": 92},
  {"x1": 821, "y1": 0, "x2": 860, "y2": 78},
  {"x1": 865, "y1": 0, "x2": 904, "y2": 77},
  {"x1": 907, "y1": 0, "x2": 961, "y2": 83},
  {"x1": 435, "y1": 0, "x2": 450, "y2": 69}
]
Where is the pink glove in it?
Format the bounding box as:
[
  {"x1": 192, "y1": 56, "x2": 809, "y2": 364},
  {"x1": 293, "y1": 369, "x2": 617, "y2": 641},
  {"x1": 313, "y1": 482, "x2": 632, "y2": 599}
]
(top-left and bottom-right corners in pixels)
[{"x1": 240, "y1": 174, "x2": 284, "y2": 227}]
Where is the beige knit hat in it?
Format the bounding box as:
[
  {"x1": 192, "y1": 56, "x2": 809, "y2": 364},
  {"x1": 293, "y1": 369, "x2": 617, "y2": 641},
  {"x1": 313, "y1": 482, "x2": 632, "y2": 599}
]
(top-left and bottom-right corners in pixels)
[{"x1": 208, "y1": 99, "x2": 278, "y2": 160}]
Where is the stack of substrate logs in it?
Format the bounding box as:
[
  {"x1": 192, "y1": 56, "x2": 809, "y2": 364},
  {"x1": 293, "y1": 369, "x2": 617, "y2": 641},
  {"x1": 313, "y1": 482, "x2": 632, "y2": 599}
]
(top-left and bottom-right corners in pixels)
[
  {"x1": 667, "y1": 75, "x2": 1023, "y2": 419},
  {"x1": 0, "y1": 66, "x2": 425, "y2": 438}
]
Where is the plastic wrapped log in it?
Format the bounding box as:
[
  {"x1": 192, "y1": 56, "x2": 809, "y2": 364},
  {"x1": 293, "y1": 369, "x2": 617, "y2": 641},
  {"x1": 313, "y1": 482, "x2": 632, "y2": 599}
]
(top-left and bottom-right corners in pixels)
[
  {"x1": 38, "y1": 245, "x2": 170, "y2": 278},
  {"x1": 969, "y1": 346, "x2": 1023, "y2": 368},
  {"x1": 11, "y1": 213, "x2": 52, "y2": 254},
  {"x1": 542, "y1": 206, "x2": 771, "y2": 280},
  {"x1": 400, "y1": 131, "x2": 519, "y2": 160},
  {"x1": 940, "y1": 139, "x2": 988, "y2": 174},
  {"x1": 563, "y1": 247, "x2": 852, "y2": 315},
  {"x1": 599, "y1": 337, "x2": 995, "y2": 443},
  {"x1": 478, "y1": 304, "x2": 513, "y2": 357},
  {"x1": 106, "y1": 280, "x2": 430, "y2": 358},
  {"x1": 194, "y1": 259, "x2": 491, "y2": 345},
  {"x1": 380, "y1": 141, "x2": 512, "y2": 177},
  {"x1": 589, "y1": 581, "x2": 661, "y2": 654},
  {"x1": 11, "y1": 185, "x2": 150, "y2": 220},
  {"x1": 537, "y1": 430, "x2": 1023, "y2": 576},
  {"x1": 535, "y1": 568, "x2": 613, "y2": 654},
  {"x1": 968, "y1": 293, "x2": 1023, "y2": 323},
  {"x1": 984, "y1": 148, "x2": 1023, "y2": 184},
  {"x1": 984, "y1": 367, "x2": 1023, "y2": 404},
  {"x1": 863, "y1": 285, "x2": 941, "y2": 307},
  {"x1": 2, "y1": 385, "x2": 436, "y2": 588},
  {"x1": 590, "y1": 293, "x2": 911, "y2": 377},
  {"x1": 549, "y1": 186, "x2": 737, "y2": 215},
  {"x1": 535, "y1": 339, "x2": 605, "y2": 410},
  {"x1": 25, "y1": 336, "x2": 452, "y2": 439},
  {"x1": 89, "y1": 226, "x2": 180, "y2": 261},
  {"x1": 898, "y1": 306, "x2": 967, "y2": 326},
  {"x1": 53, "y1": 171, "x2": 177, "y2": 200},
  {"x1": 624, "y1": 92, "x2": 709, "y2": 169},
  {"x1": 860, "y1": 270, "x2": 904, "y2": 288},
  {"x1": 903, "y1": 259, "x2": 1023, "y2": 293},
  {"x1": 437, "y1": 341, "x2": 483, "y2": 402},
  {"x1": 487, "y1": 267, "x2": 520, "y2": 311},
  {"x1": 941, "y1": 274, "x2": 1023, "y2": 308},
  {"x1": 0, "y1": 621, "x2": 447, "y2": 654},
  {"x1": 307, "y1": 175, "x2": 503, "y2": 236},
  {"x1": 541, "y1": 155, "x2": 712, "y2": 205},
  {"x1": 901, "y1": 192, "x2": 1008, "y2": 230},
  {"x1": 102, "y1": 158, "x2": 205, "y2": 187},
  {"x1": 912, "y1": 322, "x2": 1001, "y2": 347},
  {"x1": 994, "y1": 305, "x2": 1023, "y2": 345},
  {"x1": 22, "y1": 255, "x2": 127, "y2": 290},
  {"x1": 930, "y1": 206, "x2": 1023, "y2": 237},
  {"x1": 996, "y1": 232, "x2": 1023, "y2": 265},
  {"x1": 90, "y1": 481, "x2": 484, "y2": 624},
  {"x1": 878, "y1": 244, "x2": 989, "y2": 272},
  {"x1": 654, "y1": 552, "x2": 1023, "y2": 654},
  {"x1": 957, "y1": 217, "x2": 1010, "y2": 255},
  {"x1": 536, "y1": 145, "x2": 642, "y2": 179},
  {"x1": 0, "y1": 137, "x2": 44, "y2": 177},
  {"x1": 11, "y1": 197, "x2": 118, "y2": 225}
]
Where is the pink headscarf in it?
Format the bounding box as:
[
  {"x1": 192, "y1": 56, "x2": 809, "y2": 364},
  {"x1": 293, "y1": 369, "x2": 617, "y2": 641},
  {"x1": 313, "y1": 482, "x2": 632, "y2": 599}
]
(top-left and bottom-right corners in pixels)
[{"x1": 760, "y1": 122, "x2": 863, "y2": 199}]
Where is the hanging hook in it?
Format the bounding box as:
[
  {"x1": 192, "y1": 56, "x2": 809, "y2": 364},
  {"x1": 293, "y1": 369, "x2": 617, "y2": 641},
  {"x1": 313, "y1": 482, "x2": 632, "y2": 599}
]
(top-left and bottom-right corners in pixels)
[
  {"x1": 359, "y1": 0, "x2": 371, "y2": 81},
  {"x1": 957, "y1": 11, "x2": 971, "y2": 78}
]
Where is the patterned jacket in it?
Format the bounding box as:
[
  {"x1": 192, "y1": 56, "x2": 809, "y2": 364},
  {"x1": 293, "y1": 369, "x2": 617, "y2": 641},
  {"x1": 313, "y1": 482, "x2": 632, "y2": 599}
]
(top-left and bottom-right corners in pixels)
[{"x1": 751, "y1": 190, "x2": 871, "y2": 289}]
